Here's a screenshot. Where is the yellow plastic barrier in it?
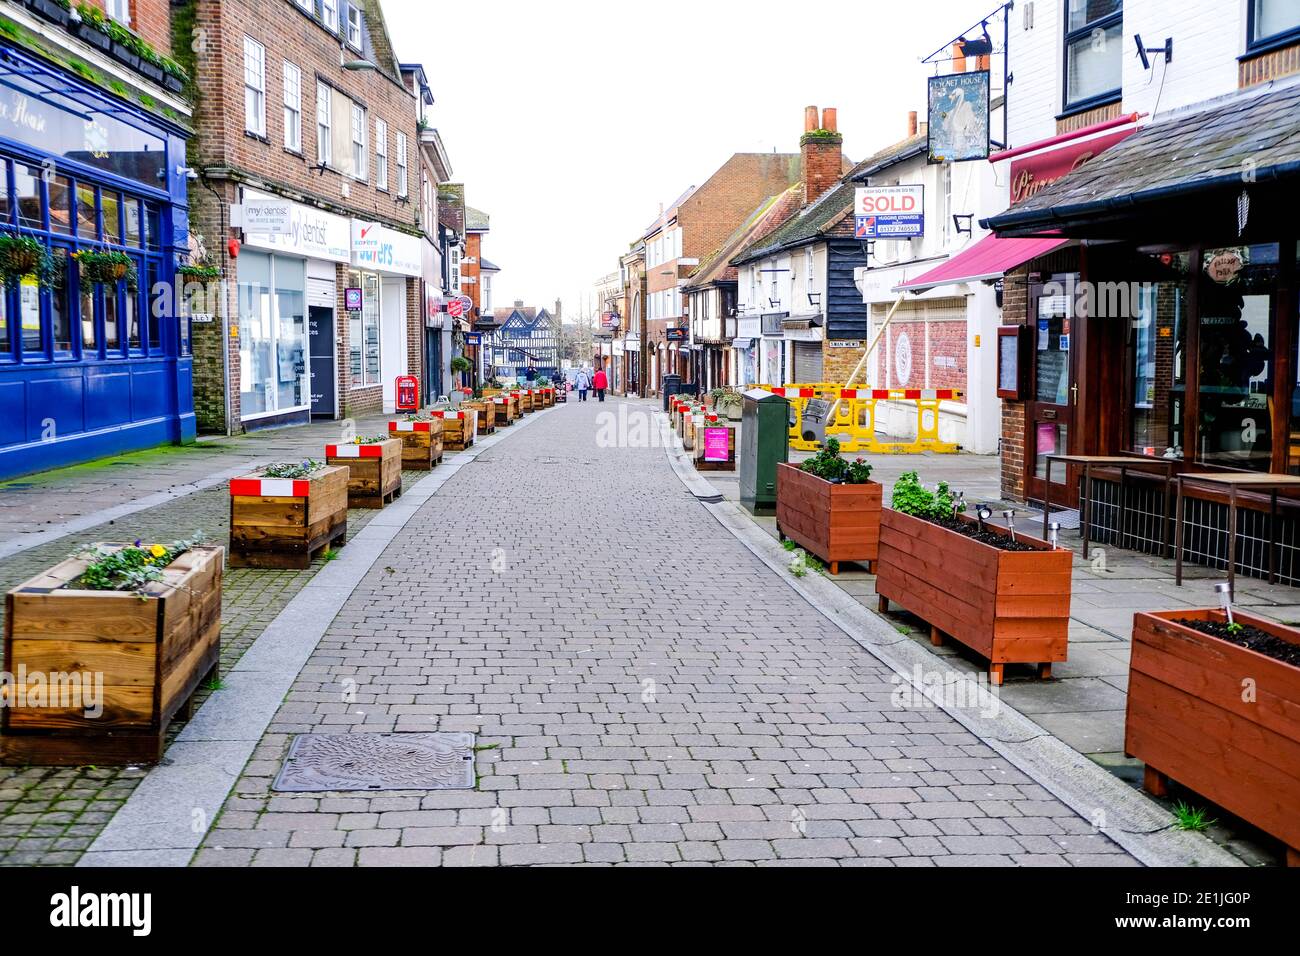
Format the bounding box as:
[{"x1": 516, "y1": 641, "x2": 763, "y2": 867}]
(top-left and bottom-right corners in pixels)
[{"x1": 752, "y1": 384, "x2": 963, "y2": 454}]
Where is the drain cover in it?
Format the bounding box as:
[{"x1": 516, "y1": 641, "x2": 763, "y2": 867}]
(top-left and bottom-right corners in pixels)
[{"x1": 272, "y1": 732, "x2": 476, "y2": 792}]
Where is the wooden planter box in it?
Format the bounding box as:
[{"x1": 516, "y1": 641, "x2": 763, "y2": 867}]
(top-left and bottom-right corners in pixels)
[
  {"x1": 541, "y1": 388, "x2": 555, "y2": 407},
  {"x1": 326, "y1": 439, "x2": 403, "y2": 508},
  {"x1": 463, "y1": 401, "x2": 496, "y2": 435},
  {"x1": 2, "y1": 545, "x2": 224, "y2": 765},
  {"x1": 491, "y1": 397, "x2": 515, "y2": 427},
  {"x1": 876, "y1": 509, "x2": 1072, "y2": 685},
  {"x1": 519, "y1": 391, "x2": 536, "y2": 413},
  {"x1": 694, "y1": 418, "x2": 737, "y2": 472},
  {"x1": 775, "y1": 464, "x2": 880, "y2": 574},
  {"x1": 433, "y1": 411, "x2": 477, "y2": 451},
  {"x1": 1128, "y1": 610, "x2": 1300, "y2": 867},
  {"x1": 506, "y1": 392, "x2": 522, "y2": 418},
  {"x1": 388, "y1": 419, "x2": 445, "y2": 470},
  {"x1": 229, "y1": 467, "x2": 349, "y2": 569}
]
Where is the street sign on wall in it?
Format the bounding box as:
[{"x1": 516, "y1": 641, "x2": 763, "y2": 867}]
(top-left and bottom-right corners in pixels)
[{"x1": 855, "y1": 185, "x2": 925, "y2": 239}]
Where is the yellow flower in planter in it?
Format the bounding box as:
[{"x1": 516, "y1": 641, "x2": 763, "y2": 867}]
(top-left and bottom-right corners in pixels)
[{"x1": 150, "y1": 544, "x2": 167, "y2": 558}]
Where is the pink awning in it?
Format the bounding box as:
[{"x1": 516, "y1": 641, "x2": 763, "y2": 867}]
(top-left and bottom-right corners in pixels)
[{"x1": 893, "y1": 235, "x2": 1070, "y2": 293}]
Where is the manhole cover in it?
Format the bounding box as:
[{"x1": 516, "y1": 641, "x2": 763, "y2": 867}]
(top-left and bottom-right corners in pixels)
[{"x1": 272, "y1": 732, "x2": 476, "y2": 792}]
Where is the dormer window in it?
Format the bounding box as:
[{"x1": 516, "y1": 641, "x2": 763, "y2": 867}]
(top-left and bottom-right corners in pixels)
[
  {"x1": 346, "y1": 4, "x2": 363, "y2": 49},
  {"x1": 322, "y1": 0, "x2": 339, "y2": 33}
]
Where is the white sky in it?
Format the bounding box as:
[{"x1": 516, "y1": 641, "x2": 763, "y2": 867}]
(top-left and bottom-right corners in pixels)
[{"x1": 383, "y1": 0, "x2": 991, "y2": 320}]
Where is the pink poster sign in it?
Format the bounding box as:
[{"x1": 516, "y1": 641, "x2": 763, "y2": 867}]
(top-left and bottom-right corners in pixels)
[
  {"x1": 704, "y1": 427, "x2": 730, "y2": 462},
  {"x1": 1036, "y1": 422, "x2": 1060, "y2": 456}
]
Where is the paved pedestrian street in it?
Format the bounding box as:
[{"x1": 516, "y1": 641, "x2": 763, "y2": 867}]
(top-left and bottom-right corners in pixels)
[{"x1": 188, "y1": 399, "x2": 1134, "y2": 867}]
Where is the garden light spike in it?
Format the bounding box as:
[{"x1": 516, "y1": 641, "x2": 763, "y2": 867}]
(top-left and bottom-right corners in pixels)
[
  {"x1": 1215, "y1": 582, "x2": 1235, "y2": 625},
  {"x1": 1002, "y1": 509, "x2": 1016, "y2": 543},
  {"x1": 1048, "y1": 522, "x2": 1061, "y2": 548}
]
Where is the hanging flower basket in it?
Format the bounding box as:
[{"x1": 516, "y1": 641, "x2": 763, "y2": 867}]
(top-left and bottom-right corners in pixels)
[
  {"x1": 74, "y1": 249, "x2": 138, "y2": 293},
  {"x1": 0, "y1": 234, "x2": 56, "y2": 289},
  {"x1": 178, "y1": 263, "x2": 221, "y2": 283}
]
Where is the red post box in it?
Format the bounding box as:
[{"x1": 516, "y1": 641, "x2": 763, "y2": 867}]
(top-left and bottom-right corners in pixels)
[{"x1": 396, "y1": 375, "x2": 419, "y2": 412}]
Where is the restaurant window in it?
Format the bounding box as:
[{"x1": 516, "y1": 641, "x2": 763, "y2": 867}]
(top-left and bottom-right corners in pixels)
[
  {"x1": 1250, "y1": 0, "x2": 1300, "y2": 49},
  {"x1": 147, "y1": 262, "x2": 162, "y2": 352},
  {"x1": 238, "y1": 252, "x2": 307, "y2": 418},
  {"x1": 1063, "y1": 0, "x2": 1123, "y2": 111},
  {"x1": 1197, "y1": 244, "x2": 1277, "y2": 472},
  {"x1": 1129, "y1": 251, "x2": 1190, "y2": 457},
  {"x1": 51, "y1": 248, "x2": 72, "y2": 353},
  {"x1": 16, "y1": 164, "x2": 42, "y2": 230},
  {"x1": 76, "y1": 184, "x2": 97, "y2": 239},
  {"x1": 347, "y1": 270, "x2": 381, "y2": 387},
  {"x1": 49, "y1": 176, "x2": 72, "y2": 235},
  {"x1": 102, "y1": 192, "x2": 121, "y2": 245}
]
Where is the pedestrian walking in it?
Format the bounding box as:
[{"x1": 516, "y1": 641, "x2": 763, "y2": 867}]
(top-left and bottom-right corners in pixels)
[
  {"x1": 593, "y1": 366, "x2": 608, "y2": 403},
  {"x1": 575, "y1": 367, "x2": 591, "y2": 402}
]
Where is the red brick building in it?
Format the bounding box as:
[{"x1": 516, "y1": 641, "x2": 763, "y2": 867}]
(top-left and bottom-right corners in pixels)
[{"x1": 187, "y1": 0, "x2": 427, "y2": 432}]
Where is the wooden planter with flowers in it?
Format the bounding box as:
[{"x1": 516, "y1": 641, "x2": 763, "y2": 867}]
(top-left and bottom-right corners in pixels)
[
  {"x1": 542, "y1": 387, "x2": 556, "y2": 408},
  {"x1": 432, "y1": 410, "x2": 476, "y2": 451},
  {"x1": 693, "y1": 414, "x2": 737, "y2": 472},
  {"x1": 505, "y1": 392, "x2": 523, "y2": 419},
  {"x1": 2, "y1": 541, "x2": 224, "y2": 765},
  {"x1": 1127, "y1": 609, "x2": 1300, "y2": 866},
  {"x1": 326, "y1": 438, "x2": 404, "y2": 508},
  {"x1": 388, "y1": 418, "x2": 445, "y2": 470},
  {"x1": 875, "y1": 472, "x2": 1072, "y2": 686},
  {"x1": 229, "y1": 462, "x2": 349, "y2": 569},
  {"x1": 463, "y1": 400, "x2": 496, "y2": 436},
  {"x1": 775, "y1": 443, "x2": 880, "y2": 574}
]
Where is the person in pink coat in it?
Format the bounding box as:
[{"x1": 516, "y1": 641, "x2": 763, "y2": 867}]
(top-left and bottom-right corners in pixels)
[{"x1": 592, "y1": 367, "x2": 609, "y2": 403}]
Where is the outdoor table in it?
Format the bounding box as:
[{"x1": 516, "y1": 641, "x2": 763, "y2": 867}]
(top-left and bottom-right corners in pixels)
[
  {"x1": 1174, "y1": 472, "x2": 1300, "y2": 596},
  {"x1": 1043, "y1": 455, "x2": 1176, "y2": 560}
]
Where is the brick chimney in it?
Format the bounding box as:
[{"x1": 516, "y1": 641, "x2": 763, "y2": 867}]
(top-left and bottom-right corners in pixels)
[{"x1": 800, "y1": 106, "x2": 844, "y2": 208}]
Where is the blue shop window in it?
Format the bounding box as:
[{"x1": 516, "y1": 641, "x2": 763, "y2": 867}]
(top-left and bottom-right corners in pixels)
[{"x1": 1, "y1": 149, "x2": 169, "y2": 364}]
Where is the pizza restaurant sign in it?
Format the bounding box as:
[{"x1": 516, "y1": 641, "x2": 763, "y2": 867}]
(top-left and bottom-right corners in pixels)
[{"x1": 1008, "y1": 128, "x2": 1136, "y2": 206}]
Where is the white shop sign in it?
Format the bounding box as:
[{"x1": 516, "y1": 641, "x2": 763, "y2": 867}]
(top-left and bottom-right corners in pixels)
[
  {"x1": 241, "y1": 188, "x2": 350, "y2": 262},
  {"x1": 351, "y1": 220, "x2": 422, "y2": 277},
  {"x1": 235, "y1": 199, "x2": 292, "y2": 234}
]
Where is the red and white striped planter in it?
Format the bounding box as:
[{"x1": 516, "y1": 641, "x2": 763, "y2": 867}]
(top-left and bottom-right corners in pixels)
[
  {"x1": 389, "y1": 420, "x2": 437, "y2": 434},
  {"x1": 325, "y1": 443, "x2": 387, "y2": 459},
  {"x1": 229, "y1": 477, "x2": 313, "y2": 498}
]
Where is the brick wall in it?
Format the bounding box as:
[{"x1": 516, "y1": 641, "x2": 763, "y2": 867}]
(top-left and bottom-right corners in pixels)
[
  {"x1": 405, "y1": 277, "x2": 422, "y2": 399},
  {"x1": 464, "y1": 231, "x2": 483, "y2": 315},
  {"x1": 1240, "y1": 42, "x2": 1300, "y2": 87},
  {"x1": 677, "y1": 153, "x2": 801, "y2": 267},
  {"x1": 999, "y1": 268, "x2": 1029, "y2": 500},
  {"x1": 189, "y1": 0, "x2": 419, "y2": 228},
  {"x1": 1056, "y1": 102, "x2": 1122, "y2": 135},
  {"x1": 822, "y1": 343, "x2": 864, "y2": 384}
]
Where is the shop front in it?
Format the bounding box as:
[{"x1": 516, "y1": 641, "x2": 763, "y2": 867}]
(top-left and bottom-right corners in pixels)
[
  {"x1": 0, "y1": 42, "x2": 192, "y2": 479},
  {"x1": 350, "y1": 220, "x2": 421, "y2": 413},
  {"x1": 988, "y1": 82, "x2": 1300, "y2": 584},
  {"x1": 239, "y1": 189, "x2": 350, "y2": 428}
]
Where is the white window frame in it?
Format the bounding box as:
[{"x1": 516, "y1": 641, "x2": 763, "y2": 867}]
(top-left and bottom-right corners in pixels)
[
  {"x1": 316, "y1": 81, "x2": 332, "y2": 167},
  {"x1": 106, "y1": 0, "x2": 131, "y2": 26},
  {"x1": 294, "y1": 0, "x2": 311, "y2": 11},
  {"x1": 282, "y1": 62, "x2": 302, "y2": 153},
  {"x1": 322, "y1": 0, "x2": 339, "y2": 33},
  {"x1": 374, "y1": 119, "x2": 388, "y2": 191},
  {"x1": 243, "y1": 37, "x2": 266, "y2": 137},
  {"x1": 346, "y1": 3, "x2": 363, "y2": 49},
  {"x1": 396, "y1": 131, "x2": 408, "y2": 197},
  {"x1": 350, "y1": 103, "x2": 367, "y2": 180}
]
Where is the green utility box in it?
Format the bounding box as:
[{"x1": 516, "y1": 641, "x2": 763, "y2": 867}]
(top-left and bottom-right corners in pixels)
[{"x1": 739, "y1": 388, "x2": 790, "y2": 516}]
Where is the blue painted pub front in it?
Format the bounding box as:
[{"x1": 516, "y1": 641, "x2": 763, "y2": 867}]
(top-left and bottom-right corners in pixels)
[{"x1": 0, "y1": 42, "x2": 193, "y2": 481}]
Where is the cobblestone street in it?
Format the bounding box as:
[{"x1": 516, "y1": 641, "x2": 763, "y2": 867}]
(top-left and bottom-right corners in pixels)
[{"x1": 188, "y1": 399, "x2": 1135, "y2": 867}]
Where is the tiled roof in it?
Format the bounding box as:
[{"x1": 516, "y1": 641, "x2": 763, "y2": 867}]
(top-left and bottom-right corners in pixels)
[
  {"x1": 466, "y1": 206, "x2": 490, "y2": 231},
  {"x1": 989, "y1": 81, "x2": 1300, "y2": 233},
  {"x1": 850, "y1": 133, "x2": 927, "y2": 180},
  {"x1": 479, "y1": 257, "x2": 501, "y2": 272},
  {"x1": 685, "y1": 184, "x2": 804, "y2": 290}
]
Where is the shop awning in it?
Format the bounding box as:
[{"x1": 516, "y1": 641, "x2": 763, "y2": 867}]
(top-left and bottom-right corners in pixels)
[{"x1": 894, "y1": 235, "x2": 1070, "y2": 292}]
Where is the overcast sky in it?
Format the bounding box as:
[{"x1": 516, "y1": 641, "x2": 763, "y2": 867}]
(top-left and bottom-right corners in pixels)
[{"x1": 384, "y1": 0, "x2": 990, "y2": 320}]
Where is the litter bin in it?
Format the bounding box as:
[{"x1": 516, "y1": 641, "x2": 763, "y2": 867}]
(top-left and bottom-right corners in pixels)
[
  {"x1": 662, "y1": 374, "x2": 681, "y2": 412},
  {"x1": 739, "y1": 388, "x2": 790, "y2": 516},
  {"x1": 801, "y1": 397, "x2": 831, "y2": 445}
]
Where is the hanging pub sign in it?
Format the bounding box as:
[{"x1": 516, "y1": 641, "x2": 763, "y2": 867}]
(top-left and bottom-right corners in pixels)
[
  {"x1": 855, "y1": 185, "x2": 925, "y2": 240},
  {"x1": 927, "y1": 71, "x2": 991, "y2": 163},
  {"x1": 666, "y1": 327, "x2": 688, "y2": 342}
]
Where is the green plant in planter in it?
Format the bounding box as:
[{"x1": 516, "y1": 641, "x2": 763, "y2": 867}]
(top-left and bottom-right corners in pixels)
[
  {"x1": 800, "y1": 439, "x2": 873, "y2": 484},
  {"x1": 73, "y1": 249, "x2": 138, "y2": 292},
  {"x1": 178, "y1": 263, "x2": 221, "y2": 282},
  {"x1": 715, "y1": 391, "x2": 743, "y2": 411},
  {"x1": 450, "y1": 356, "x2": 472, "y2": 374},
  {"x1": 891, "y1": 471, "x2": 961, "y2": 521},
  {"x1": 0, "y1": 234, "x2": 57, "y2": 289},
  {"x1": 261, "y1": 460, "x2": 324, "y2": 480},
  {"x1": 70, "y1": 537, "x2": 199, "y2": 595}
]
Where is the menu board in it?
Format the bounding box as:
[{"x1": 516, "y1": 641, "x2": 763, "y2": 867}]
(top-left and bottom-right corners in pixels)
[{"x1": 997, "y1": 327, "x2": 1024, "y2": 400}]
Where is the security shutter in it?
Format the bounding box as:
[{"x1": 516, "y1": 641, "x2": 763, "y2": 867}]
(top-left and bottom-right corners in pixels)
[{"x1": 792, "y1": 341, "x2": 824, "y2": 384}]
